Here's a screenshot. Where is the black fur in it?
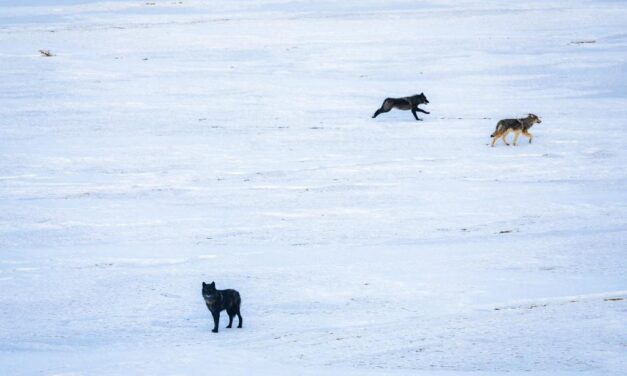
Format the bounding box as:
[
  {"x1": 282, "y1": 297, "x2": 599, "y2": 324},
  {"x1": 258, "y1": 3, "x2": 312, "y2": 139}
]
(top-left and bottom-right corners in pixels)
[
  {"x1": 202, "y1": 281, "x2": 242, "y2": 333},
  {"x1": 372, "y1": 93, "x2": 430, "y2": 121}
]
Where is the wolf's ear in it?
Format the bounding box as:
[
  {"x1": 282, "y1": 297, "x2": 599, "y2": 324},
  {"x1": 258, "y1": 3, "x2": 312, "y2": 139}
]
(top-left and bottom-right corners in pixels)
[
  {"x1": 210, "y1": 281, "x2": 215, "y2": 287},
  {"x1": 202, "y1": 282, "x2": 206, "y2": 286},
  {"x1": 421, "y1": 92, "x2": 424, "y2": 95}
]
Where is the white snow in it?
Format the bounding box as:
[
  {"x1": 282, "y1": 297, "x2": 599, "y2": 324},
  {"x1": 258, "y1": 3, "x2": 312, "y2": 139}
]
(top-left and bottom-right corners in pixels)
[{"x1": 0, "y1": 0, "x2": 626, "y2": 374}]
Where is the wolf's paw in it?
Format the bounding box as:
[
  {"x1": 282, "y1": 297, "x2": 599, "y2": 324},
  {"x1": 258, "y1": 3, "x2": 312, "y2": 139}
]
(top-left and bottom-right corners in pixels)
[
  {"x1": 238, "y1": 325, "x2": 242, "y2": 328},
  {"x1": 226, "y1": 325, "x2": 232, "y2": 328},
  {"x1": 425, "y1": 111, "x2": 430, "y2": 114},
  {"x1": 212, "y1": 329, "x2": 218, "y2": 333}
]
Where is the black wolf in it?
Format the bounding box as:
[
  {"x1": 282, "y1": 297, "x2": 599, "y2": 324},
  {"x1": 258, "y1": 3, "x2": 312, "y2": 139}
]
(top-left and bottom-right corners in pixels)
[
  {"x1": 372, "y1": 93, "x2": 430, "y2": 121},
  {"x1": 202, "y1": 281, "x2": 242, "y2": 333},
  {"x1": 491, "y1": 113, "x2": 542, "y2": 147}
]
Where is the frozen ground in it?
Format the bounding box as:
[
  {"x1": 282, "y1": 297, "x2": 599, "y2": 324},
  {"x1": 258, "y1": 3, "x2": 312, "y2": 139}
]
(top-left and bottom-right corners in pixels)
[{"x1": 1, "y1": 0, "x2": 626, "y2": 374}]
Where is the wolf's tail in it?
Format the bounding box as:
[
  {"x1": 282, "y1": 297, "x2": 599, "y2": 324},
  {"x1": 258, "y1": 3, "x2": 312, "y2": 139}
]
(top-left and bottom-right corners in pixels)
[{"x1": 490, "y1": 122, "x2": 502, "y2": 137}]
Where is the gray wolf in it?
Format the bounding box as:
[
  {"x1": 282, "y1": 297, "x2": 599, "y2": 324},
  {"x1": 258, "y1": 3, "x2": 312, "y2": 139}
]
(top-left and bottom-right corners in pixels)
[
  {"x1": 491, "y1": 113, "x2": 542, "y2": 147},
  {"x1": 202, "y1": 281, "x2": 242, "y2": 333},
  {"x1": 372, "y1": 93, "x2": 430, "y2": 121}
]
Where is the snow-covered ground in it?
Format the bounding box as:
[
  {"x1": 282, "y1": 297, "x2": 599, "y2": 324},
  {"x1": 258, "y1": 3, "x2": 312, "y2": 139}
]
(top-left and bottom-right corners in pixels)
[{"x1": 1, "y1": 0, "x2": 626, "y2": 374}]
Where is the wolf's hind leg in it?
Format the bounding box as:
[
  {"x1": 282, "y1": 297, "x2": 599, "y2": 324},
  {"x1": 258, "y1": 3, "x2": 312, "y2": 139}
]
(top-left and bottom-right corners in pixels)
[
  {"x1": 513, "y1": 131, "x2": 521, "y2": 146},
  {"x1": 491, "y1": 132, "x2": 500, "y2": 147},
  {"x1": 501, "y1": 130, "x2": 511, "y2": 146},
  {"x1": 226, "y1": 311, "x2": 235, "y2": 328},
  {"x1": 372, "y1": 100, "x2": 391, "y2": 118},
  {"x1": 236, "y1": 308, "x2": 243, "y2": 328}
]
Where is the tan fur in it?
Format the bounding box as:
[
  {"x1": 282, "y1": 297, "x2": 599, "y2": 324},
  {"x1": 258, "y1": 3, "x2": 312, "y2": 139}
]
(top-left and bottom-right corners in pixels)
[
  {"x1": 513, "y1": 130, "x2": 521, "y2": 146},
  {"x1": 490, "y1": 114, "x2": 541, "y2": 147},
  {"x1": 524, "y1": 130, "x2": 533, "y2": 143},
  {"x1": 501, "y1": 129, "x2": 511, "y2": 146}
]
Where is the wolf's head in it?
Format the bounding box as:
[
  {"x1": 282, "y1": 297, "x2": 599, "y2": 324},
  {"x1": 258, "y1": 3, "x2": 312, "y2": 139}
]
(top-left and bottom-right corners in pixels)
[
  {"x1": 528, "y1": 113, "x2": 541, "y2": 124},
  {"x1": 412, "y1": 93, "x2": 429, "y2": 105},
  {"x1": 202, "y1": 281, "x2": 217, "y2": 301}
]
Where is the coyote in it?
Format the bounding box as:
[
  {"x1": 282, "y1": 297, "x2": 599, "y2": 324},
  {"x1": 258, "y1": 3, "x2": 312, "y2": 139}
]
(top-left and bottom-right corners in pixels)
[
  {"x1": 372, "y1": 93, "x2": 430, "y2": 121},
  {"x1": 491, "y1": 114, "x2": 542, "y2": 147}
]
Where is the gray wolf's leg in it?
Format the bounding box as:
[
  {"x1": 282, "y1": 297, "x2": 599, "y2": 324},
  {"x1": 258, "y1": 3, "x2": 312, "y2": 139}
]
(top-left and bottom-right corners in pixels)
[
  {"x1": 501, "y1": 130, "x2": 511, "y2": 146},
  {"x1": 513, "y1": 131, "x2": 521, "y2": 146},
  {"x1": 524, "y1": 131, "x2": 533, "y2": 143}
]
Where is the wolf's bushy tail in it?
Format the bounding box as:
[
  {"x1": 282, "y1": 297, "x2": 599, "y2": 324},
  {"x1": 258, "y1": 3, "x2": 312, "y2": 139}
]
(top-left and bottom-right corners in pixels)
[{"x1": 491, "y1": 122, "x2": 502, "y2": 137}]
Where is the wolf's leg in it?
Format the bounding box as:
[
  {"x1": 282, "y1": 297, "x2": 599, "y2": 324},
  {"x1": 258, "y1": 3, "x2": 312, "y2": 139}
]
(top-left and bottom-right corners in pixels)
[
  {"x1": 513, "y1": 131, "x2": 521, "y2": 146},
  {"x1": 411, "y1": 108, "x2": 422, "y2": 121},
  {"x1": 524, "y1": 131, "x2": 533, "y2": 143},
  {"x1": 491, "y1": 135, "x2": 498, "y2": 147},
  {"x1": 372, "y1": 100, "x2": 392, "y2": 118},
  {"x1": 236, "y1": 308, "x2": 243, "y2": 328},
  {"x1": 501, "y1": 130, "x2": 511, "y2": 146},
  {"x1": 211, "y1": 311, "x2": 220, "y2": 333},
  {"x1": 226, "y1": 311, "x2": 234, "y2": 328},
  {"x1": 416, "y1": 107, "x2": 430, "y2": 114}
]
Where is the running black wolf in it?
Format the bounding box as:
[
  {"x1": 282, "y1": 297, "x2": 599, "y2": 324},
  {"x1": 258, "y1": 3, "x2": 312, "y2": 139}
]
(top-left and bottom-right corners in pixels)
[
  {"x1": 202, "y1": 281, "x2": 242, "y2": 333},
  {"x1": 372, "y1": 93, "x2": 430, "y2": 121}
]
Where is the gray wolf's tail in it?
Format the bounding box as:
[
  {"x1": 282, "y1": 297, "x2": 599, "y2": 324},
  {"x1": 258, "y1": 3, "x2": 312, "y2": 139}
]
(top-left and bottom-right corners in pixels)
[{"x1": 490, "y1": 122, "x2": 502, "y2": 137}]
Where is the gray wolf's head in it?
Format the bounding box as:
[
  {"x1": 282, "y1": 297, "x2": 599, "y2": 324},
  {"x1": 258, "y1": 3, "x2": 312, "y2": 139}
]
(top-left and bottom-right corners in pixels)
[{"x1": 528, "y1": 113, "x2": 541, "y2": 124}]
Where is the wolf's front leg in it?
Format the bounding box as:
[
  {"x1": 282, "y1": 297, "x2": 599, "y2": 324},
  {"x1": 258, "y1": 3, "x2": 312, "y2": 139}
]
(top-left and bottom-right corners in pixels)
[
  {"x1": 411, "y1": 109, "x2": 422, "y2": 121},
  {"x1": 211, "y1": 311, "x2": 220, "y2": 333},
  {"x1": 524, "y1": 131, "x2": 533, "y2": 143},
  {"x1": 513, "y1": 131, "x2": 521, "y2": 146},
  {"x1": 416, "y1": 107, "x2": 430, "y2": 114}
]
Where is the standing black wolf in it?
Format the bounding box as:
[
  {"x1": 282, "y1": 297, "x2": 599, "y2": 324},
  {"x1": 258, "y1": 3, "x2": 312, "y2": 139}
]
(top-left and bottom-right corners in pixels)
[
  {"x1": 202, "y1": 281, "x2": 242, "y2": 333},
  {"x1": 372, "y1": 93, "x2": 430, "y2": 121}
]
